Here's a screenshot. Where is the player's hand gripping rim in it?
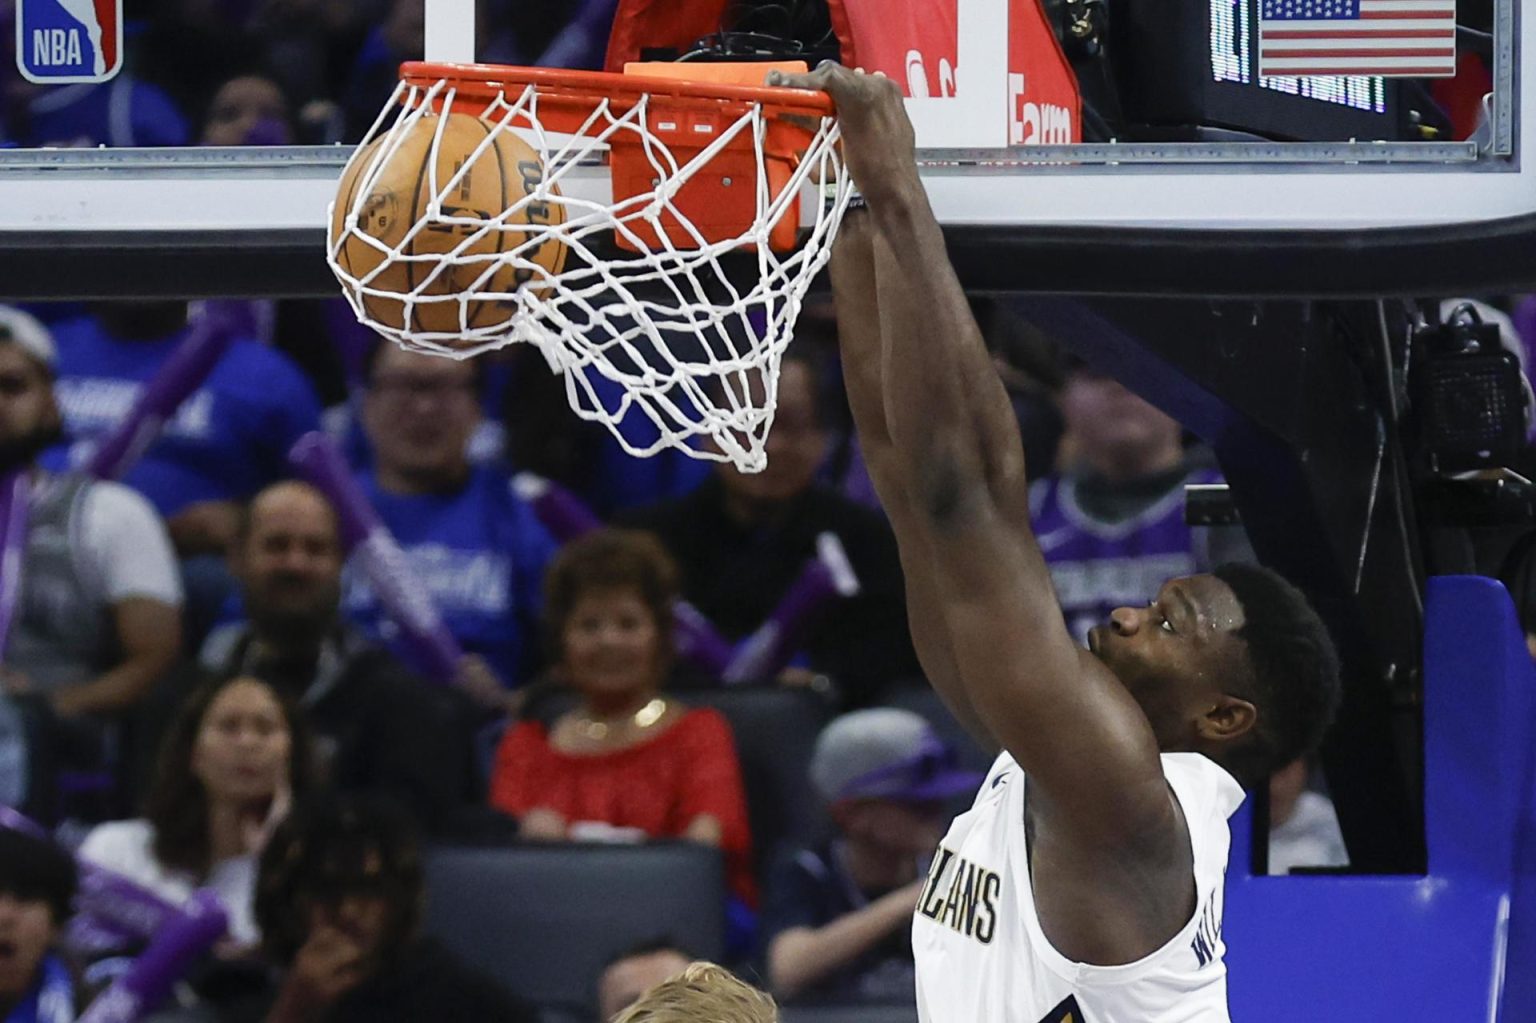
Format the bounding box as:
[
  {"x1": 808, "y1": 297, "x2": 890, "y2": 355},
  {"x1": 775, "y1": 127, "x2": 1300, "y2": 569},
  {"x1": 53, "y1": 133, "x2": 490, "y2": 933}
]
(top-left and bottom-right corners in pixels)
[{"x1": 766, "y1": 61, "x2": 920, "y2": 207}]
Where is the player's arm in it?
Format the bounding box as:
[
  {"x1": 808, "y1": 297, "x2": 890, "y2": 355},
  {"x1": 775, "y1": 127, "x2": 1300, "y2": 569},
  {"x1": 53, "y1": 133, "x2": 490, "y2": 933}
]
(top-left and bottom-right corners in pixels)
[
  {"x1": 785, "y1": 62, "x2": 1177, "y2": 847},
  {"x1": 828, "y1": 209, "x2": 995, "y2": 749}
]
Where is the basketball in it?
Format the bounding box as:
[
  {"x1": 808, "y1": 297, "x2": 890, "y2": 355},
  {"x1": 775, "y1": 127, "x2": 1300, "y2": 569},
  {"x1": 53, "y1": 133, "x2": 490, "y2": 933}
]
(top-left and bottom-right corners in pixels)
[{"x1": 330, "y1": 112, "x2": 568, "y2": 340}]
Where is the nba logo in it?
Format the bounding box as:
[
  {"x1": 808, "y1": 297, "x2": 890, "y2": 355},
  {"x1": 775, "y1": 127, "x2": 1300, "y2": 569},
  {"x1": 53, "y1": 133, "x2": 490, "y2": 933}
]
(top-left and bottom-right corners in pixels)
[{"x1": 15, "y1": 0, "x2": 122, "y2": 83}]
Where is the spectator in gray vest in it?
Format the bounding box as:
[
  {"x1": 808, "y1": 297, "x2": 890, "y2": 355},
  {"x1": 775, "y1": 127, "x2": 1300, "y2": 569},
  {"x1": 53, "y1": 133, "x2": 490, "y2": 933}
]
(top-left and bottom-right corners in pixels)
[
  {"x1": 0, "y1": 306, "x2": 182, "y2": 751},
  {"x1": 186, "y1": 480, "x2": 479, "y2": 833}
]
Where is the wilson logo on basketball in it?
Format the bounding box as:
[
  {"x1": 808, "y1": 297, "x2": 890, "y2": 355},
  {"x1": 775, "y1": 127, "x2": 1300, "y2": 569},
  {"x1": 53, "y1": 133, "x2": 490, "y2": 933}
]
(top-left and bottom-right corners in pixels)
[
  {"x1": 330, "y1": 112, "x2": 569, "y2": 340},
  {"x1": 359, "y1": 192, "x2": 398, "y2": 234}
]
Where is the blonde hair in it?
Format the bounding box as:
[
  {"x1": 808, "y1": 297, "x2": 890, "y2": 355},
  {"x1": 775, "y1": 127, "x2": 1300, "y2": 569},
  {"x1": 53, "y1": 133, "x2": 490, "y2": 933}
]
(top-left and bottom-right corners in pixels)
[{"x1": 612, "y1": 962, "x2": 778, "y2": 1023}]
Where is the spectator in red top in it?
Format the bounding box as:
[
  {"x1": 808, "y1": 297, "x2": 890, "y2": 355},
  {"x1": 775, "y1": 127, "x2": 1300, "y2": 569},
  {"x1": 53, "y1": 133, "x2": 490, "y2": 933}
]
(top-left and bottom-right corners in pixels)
[{"x1": 488, "y1": 529, "x2": 755, "y2": 907}]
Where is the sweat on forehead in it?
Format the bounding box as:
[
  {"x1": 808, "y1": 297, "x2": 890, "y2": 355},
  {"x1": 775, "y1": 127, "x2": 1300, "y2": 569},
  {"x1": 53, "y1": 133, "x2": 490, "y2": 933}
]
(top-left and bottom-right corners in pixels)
[{"x1": 1167, "y1": 576, "x2": 1247, "y2": 633}]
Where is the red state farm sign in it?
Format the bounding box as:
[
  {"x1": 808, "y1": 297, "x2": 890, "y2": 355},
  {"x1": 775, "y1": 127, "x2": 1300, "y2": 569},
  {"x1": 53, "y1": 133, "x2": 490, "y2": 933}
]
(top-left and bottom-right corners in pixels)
[{"x1": 827, "y1": 0, "x2": 1081, "y2": 145}]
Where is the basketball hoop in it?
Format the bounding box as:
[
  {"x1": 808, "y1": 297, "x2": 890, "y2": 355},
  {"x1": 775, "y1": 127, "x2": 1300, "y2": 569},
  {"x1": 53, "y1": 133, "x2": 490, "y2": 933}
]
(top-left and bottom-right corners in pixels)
[{"x1": 327, "y1": 61, "x2": 852, "y2": 473}]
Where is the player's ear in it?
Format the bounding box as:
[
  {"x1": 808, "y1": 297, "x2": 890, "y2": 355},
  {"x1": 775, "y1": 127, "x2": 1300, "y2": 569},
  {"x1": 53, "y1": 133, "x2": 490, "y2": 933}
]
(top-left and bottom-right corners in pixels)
[{"x1": 1197, "y1": 694, "x2": 1256, "y2": 743}]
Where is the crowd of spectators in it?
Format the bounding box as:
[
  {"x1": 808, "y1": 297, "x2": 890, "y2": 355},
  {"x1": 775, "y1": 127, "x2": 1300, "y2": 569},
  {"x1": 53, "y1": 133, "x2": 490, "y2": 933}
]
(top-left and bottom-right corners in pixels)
[
  {"x1": 21, "y1": 282, "x2": 1536, "y2": 1023},
  {"x1": 1, "y1": 6, "x2": 1529, "y2": 1015},
  {"x1": 0, "y1": 284, "x2": 1388, "y2": 1019}
]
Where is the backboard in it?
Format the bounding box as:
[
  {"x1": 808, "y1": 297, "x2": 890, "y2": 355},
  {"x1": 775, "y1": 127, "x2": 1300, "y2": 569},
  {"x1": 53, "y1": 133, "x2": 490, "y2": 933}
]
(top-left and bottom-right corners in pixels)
[{"x1": 0, "y1": 0, "x2": 1527, "y2": 299}]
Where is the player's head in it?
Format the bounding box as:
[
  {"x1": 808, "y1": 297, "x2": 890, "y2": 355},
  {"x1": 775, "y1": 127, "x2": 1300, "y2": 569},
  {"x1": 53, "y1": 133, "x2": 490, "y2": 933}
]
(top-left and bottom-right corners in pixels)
[
  {"x1": 1086, "y1": 564, "x2": 1341, "y2": 789},
  {"x1": 0, "y1": 827, "x2": 76, "y2": 1002},
  {"x1": 611, "y1": 961, "x2": 778, "y2": 1023},
  {"x1": 233, "y1": 481, "x2": 344, "y2": 642},
  {"x1": 256, "y1": 794, "x2": 423, "y2": 971},
  {"x1": 0, "y1": 306, "x2": 62, "y2": 475},
  {"x1": 362, "y1": 343, "x2": 482, "y2": 490}
]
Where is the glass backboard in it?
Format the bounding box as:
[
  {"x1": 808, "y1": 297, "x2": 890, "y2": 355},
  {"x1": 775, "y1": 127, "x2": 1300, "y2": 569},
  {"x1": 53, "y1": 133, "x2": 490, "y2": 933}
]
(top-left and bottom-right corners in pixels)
[{"x1": 0, "y1": 0, "x2": 1526, "y2": 291}]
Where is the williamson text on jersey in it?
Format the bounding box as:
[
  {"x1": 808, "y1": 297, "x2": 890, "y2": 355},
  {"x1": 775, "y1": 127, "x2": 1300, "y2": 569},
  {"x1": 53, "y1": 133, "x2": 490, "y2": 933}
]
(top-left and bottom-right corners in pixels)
[{"x1": 16, "y1": 0, "x2": 122, "y2": 84}]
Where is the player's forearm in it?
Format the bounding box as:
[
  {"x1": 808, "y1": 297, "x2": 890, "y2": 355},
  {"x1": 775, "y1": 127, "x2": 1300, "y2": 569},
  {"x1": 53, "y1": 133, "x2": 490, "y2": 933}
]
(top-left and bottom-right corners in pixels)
[
  {"x1": 829, "y1": 208, "x2": 895, "y2": 457},
  {"x1": 831, "y1": 210, "x2": 994, "y2": 746},
  {"x1": 767, "y1": 882, "x2": 922, "y2": 998},
  {"x1": 868, "y1": 186, "x2": 1025, "y2": 521}
]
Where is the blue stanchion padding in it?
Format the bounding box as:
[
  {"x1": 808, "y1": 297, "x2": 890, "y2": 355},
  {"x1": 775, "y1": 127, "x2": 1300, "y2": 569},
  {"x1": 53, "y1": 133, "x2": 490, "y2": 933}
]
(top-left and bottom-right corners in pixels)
[{"x1": 1224, "y1": 576, "x2": 1535, "y2": 1021}]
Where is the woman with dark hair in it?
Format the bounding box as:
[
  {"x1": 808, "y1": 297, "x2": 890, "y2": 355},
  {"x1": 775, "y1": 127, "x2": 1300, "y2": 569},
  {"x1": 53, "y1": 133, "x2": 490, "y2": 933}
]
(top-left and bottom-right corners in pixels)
[
  {"x1": 80, "y1": 675, "x2": 315, "y2": 948},
  {"x1": 488, "y1": 529, "x2": 755, "y2": 907}
]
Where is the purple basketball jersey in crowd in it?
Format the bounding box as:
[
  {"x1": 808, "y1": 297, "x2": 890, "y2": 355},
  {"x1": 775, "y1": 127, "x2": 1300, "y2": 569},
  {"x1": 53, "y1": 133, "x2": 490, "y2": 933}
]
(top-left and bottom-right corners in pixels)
[{"x1": 1031, "y1": 468, "x2": 1222, "y2": 643}]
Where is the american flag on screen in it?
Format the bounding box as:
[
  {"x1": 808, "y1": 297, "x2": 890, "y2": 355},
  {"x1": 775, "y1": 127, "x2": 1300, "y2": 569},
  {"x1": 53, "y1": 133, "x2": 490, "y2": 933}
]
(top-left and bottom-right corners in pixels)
[{"x1": 1259, "y1": 0, "x2": 1457, "y2": 79}]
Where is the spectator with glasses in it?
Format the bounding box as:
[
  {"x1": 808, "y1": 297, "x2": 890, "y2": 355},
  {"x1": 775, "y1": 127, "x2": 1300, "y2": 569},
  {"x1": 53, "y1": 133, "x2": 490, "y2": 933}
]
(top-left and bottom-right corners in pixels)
[{"x1": 342, "y1": 345, "x2": 556, "y2": 700}]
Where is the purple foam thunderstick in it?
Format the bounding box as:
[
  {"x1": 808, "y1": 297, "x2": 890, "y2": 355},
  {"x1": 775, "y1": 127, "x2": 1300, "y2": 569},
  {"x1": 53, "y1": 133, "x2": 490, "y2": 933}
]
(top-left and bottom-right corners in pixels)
[
  {"x1": 84, "y1": 304, "x2": 239, "y2": 482},
  {"x1": 289, "y1": 431, "x2": 463, "y2": 683},
  {"x1": 722, "y1": 532, "x2": 861, "y2": 685},
  {"x1": 0, "y1": 471, "x2": 29, "y2": 663}
]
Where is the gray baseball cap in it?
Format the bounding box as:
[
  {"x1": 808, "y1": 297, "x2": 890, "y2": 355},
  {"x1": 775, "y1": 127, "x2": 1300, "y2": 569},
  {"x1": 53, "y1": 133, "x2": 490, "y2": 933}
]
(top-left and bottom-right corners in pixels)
[
  {"x1": 810, "y1": 708, "x2": 983, "y2": 805},
  {"x1": 0, "y1": 306, "x2": 56, "y2": 371}
]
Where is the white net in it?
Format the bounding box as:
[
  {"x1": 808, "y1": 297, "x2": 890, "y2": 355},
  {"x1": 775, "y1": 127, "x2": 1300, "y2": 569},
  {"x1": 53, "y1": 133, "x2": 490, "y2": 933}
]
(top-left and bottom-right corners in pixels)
[{"x1": 328, "y1": 70, "x2": 852, "y2": 473}]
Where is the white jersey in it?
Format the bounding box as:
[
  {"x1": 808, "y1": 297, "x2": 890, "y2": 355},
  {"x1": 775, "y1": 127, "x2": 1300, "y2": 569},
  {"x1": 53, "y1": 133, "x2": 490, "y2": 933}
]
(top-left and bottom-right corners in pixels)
[{"x1": 913, "y1": 751, "x2": 1244, "y2": 1023}]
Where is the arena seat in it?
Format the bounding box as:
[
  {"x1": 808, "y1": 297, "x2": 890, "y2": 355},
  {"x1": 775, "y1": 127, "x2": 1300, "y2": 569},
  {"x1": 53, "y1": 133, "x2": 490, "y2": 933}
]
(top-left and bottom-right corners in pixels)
[
  {"x1": 1223, "y1": 576, "x2": 1536, "y2": 1020},
  {"x1": 682, "y1": 687, "x2": 835, "y2": 865},
  {"x1": 422, "y1": 841, "x2": 726, "y2": 1017},
  {"x1": 141, "y1": 1009, "x2": 219, "y2": 1023}
]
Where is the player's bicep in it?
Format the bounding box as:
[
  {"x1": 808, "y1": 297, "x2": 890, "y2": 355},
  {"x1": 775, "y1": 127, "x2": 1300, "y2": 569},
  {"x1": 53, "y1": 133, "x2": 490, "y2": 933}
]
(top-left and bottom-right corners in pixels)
[
  {"x1": 893, "y1": 528, "x2": 997, "y2": 750},
  {"x1": 926, "y1": 510, "x2": 1171, "y2": 839},
  {"x1": 877, "y1": 470, "x2": 997, "y2": 750}
]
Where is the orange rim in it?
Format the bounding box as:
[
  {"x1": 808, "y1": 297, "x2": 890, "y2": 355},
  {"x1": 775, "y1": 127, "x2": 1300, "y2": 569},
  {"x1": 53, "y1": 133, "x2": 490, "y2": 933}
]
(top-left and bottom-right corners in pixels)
[{"x1": 398, "y1": 61, "x2": 835, "y2": 121}]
